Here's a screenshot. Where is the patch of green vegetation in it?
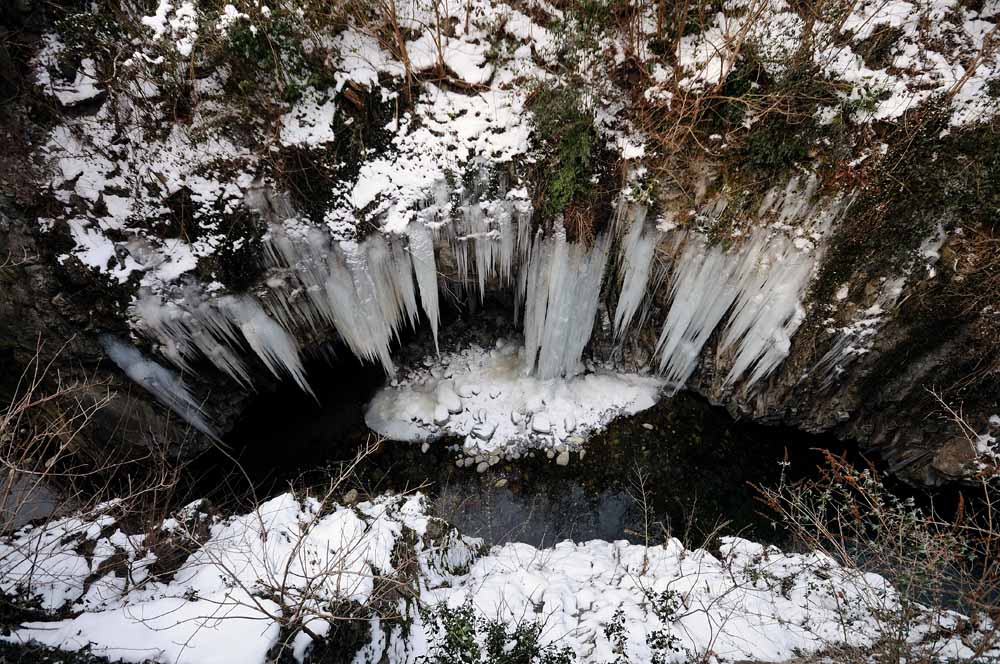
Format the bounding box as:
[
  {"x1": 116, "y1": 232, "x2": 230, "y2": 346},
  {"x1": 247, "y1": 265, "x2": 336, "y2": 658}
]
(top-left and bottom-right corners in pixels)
[
  {"x1": 421, "y1": 601, "x2": 574, "y2": 664},
  {"x1": 54, "y1": 7, "x2": 126, "y2": 65},
  {"x1": 811, "y1": 111, "x2": 1000, "y2": 305},
  {"x1": 529, "y1": 84, "x2": 599, "y2": 222}
]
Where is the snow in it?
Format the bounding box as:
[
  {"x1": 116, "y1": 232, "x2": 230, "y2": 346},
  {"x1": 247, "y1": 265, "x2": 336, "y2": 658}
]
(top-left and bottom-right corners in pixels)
[
  {"x1": 364, "y1": 337, "x2": 664, "y2": 459},
  {"x1": 6, "y1": 493, "x2": 993, "y2": 664},
  {"x1": 279, "y1": 89, "x2": 338, "y2": 147},
  {"x1": 3, "y1": 493, "x2": 472, "y2": 664}
]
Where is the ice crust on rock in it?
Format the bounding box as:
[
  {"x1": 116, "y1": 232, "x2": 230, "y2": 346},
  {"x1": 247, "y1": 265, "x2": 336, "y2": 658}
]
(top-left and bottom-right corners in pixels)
[{"x1": 364, "y1": 338, "x2": 665, "y2": 456}]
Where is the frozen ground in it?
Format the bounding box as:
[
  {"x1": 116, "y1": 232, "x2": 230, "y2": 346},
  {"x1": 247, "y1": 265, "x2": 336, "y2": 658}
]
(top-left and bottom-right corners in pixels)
[
  {"x1": 2, "y1": 492, "x2": 993, "y2": 663},
  {"x1": 365, "y1": 337, "x2": 665, "y2": 465}
]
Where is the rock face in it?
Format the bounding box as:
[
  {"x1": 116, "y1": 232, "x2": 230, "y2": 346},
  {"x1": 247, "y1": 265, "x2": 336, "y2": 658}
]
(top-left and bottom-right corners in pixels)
[
  {"x1": 1, "y1": 0, "x2": 996, "y2": 489},
  {"x1": 0, "y1": 203, "x2": 246, "y2": 459}
]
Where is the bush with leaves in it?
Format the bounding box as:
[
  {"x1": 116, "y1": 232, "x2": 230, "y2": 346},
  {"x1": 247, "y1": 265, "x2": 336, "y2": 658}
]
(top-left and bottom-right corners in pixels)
[{"x1": 420, "y1": 601, "x2": 574, "y2": 664}]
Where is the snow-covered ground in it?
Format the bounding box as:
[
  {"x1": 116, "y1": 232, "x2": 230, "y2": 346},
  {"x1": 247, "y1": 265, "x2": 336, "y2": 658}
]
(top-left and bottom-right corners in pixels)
[
  {"x1": 2, "y1": 492, "x2": 993, "y2": 663},
  {"x1": 365, "y1": 337, "x2": 665, "y2": 464}
]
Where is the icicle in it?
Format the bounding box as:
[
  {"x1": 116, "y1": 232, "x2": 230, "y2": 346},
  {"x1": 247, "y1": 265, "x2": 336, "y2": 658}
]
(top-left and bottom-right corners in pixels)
[
  {"x1": 612, "y1": 203, "x2": 657, "y2": 339},
  {"x1": 100, "y1": 334, "x2": 218, "y2": 440},
  {"x1": 522, "y1": 230, "x2": 611, "y2": 379},
  {"x1": 407, "y1": 221, "x2": 440, "y2": 353},
  {"x1": 718, "y1": 232, "x2": 814, "y2": 388},
  {"x1": 218, "y1": 295, "x2": 315, "y2": 397},
  {"x1": 654, "y1": 235, "x2": 742, "y2": 390}
]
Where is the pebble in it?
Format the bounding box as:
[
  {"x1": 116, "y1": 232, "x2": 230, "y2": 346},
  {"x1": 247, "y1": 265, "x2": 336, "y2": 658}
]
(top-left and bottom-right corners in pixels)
[
  {"x1": 420, "y1": 442, "x2": 430, "y2": 454},
  {"x1": 556, "y1": 451, "x2": 570, "y2": 466},
  {"x1": 494, "y1": 478, "x2": 508, "y2": 488},
  {"x1": 531, "y1": 414, "x2": 552, "y2": 434},
  {"x1": 476, "y1": 461, "x2": 490, "y2": 474},
  {"x1": 472, "y1": 422, "x2": 496, "y2": 441},
  {"x1": 433, "y1": 405, "x2": 450, "y2": 425},
  {"x1": 642, "y1": 423, "x2": 654, "y2": 430}
]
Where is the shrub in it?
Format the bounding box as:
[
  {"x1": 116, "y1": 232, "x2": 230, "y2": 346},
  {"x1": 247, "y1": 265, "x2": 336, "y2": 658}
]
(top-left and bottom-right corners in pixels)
[
  {"x1": 757, "y1": 451, "x2": 1000, "y2": 662},
  {"x1": 420, "y1": 601, "x2": 575, "y2": 664}
]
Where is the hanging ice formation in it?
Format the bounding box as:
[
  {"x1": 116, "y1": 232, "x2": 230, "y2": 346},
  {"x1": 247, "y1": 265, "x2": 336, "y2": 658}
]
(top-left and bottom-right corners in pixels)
[
  {"x1": 130, "y1": 176, "x2": 541, "y2": 395},
  {"x1": 608, "y1": 176, "x2": 841, "y2": 394},
  {"x1": 99, "y1": 334, "x2": 218, "y2": 439},
  {"x1": 612, "y1": 203, "x2": 659, "y2": 339},
  {"x1": 132, "y1": 290, "x2": 314, "y2": 397},
  {"x1": 522, "y1": 229, "x2": 612, "y2": 379},
  {"x1": 128, "y1": 171, "x2": 834, "y2": 404}
]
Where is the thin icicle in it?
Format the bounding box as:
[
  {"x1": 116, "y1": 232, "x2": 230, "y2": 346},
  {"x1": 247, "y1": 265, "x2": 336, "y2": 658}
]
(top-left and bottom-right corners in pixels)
[{"x1": 612, "y1": 203, "x2": 657, "y2": 339}]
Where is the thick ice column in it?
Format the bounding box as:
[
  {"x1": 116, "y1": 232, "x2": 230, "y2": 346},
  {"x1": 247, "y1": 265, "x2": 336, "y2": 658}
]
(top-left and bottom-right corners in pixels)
[
  {"x1": 407, "y1": 221, "x2": 440, "y2": 353},
  {"x1": 522, "y1": 230, "x2": 611, "y2": 379}
]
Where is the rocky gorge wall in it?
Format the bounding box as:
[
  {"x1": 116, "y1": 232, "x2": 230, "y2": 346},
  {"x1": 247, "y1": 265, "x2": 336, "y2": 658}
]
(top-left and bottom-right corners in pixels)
[{"x1": 1, "y1": 0, "x2": 998, "y2": 494}]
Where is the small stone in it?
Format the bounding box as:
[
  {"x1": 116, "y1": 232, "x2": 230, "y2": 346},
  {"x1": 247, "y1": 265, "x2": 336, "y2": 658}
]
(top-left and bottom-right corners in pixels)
[
  {"x1": 531, "y1": 414, "x2": 551, "y2": 434},
  {"x1": 488, "y1": 454, "x2": 499, "y2": 466},
  {"x1": 433, "y1": 405, "x2": 450, "y2": 425},
  {"x1": 642, "y1": 423, "x2": 654, "y2": 430},
  {"x1": 579, "y1": 448, "x2": 586, "y2": 460},
  {"x1": 472, "y1": 422, "x2": 496, "y2": 441},
  {"x1": 457, "y1": 384, "x2": 480, "y2": 398},
  {"x1": 420, "y1": 442, "x2": 430, "y2": 454},
  {"x1": 545, "y1": 449, "x2": 555, "y2": 459},
  {"x1": 342, "y1": 489, "x2": 359, "y2": 505},
  {"x1": 494, "y1": 478, "x2": 508, "y2": 488},
  {"x1": 476, "y1": 461, "x2": 490, "y2": 474},
  {"x1": 556, "y1": 451, "x2": 570, "y2": 466}
]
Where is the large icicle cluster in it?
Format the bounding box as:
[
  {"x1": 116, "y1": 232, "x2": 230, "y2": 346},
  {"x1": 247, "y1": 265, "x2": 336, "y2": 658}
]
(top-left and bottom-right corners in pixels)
[
  {"x1": 129, "y1": 178, "x2": 545, "y2": 393},
  {"x1": 130, "y1": 172, "x2": 837, "y2": 405},
  {"x1": 608, "y1": 177, "x2": 844, "y2": 394},
  {"x1": 132, "y1": 290, "x2": 313, "y2": 396},
  {"x1": 522, "y1": 229, "x2": 612, "y2": 379}
]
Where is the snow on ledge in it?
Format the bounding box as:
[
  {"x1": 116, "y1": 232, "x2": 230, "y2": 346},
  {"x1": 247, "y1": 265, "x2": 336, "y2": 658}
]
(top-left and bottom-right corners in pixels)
[{"x1": 364, "y1": 338, "x2": 665, "y2": 462}]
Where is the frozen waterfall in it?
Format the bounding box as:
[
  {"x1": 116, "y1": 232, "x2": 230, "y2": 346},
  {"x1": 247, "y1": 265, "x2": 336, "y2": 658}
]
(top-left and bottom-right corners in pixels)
[
  {"x1": 127, "y1": 174, "x2": 834, "y2": 406},
  {"x1": 523, "y1": 229, "x2": 612, "y2": 379}
]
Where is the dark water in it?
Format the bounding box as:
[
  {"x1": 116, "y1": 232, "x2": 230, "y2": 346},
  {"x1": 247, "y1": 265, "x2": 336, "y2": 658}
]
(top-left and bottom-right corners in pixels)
[{"x1": 207, "y1": 336, "x2": 856, "y2": 549}]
